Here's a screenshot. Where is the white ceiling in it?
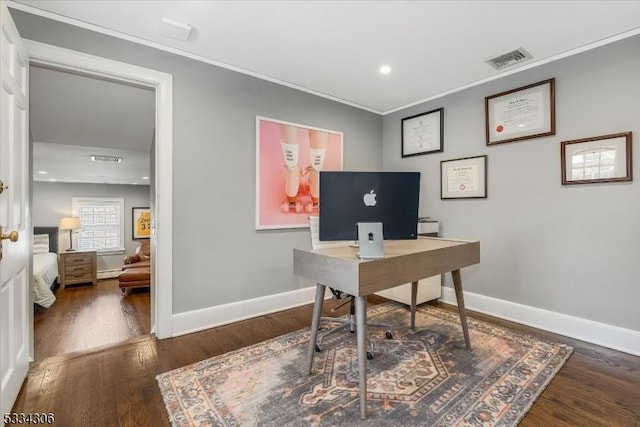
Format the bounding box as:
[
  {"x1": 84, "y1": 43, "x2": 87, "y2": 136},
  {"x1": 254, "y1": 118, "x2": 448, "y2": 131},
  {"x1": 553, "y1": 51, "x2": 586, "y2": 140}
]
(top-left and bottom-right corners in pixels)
[
  {"x1": 11, "y1": 0, "x2": 640, "y2": 113},
  {"x1": 29, "y1": 65, "x2": 155, "y2": 185},
  {"x1": 10, "y1": 1, "x2": 640, "y2": 183}
]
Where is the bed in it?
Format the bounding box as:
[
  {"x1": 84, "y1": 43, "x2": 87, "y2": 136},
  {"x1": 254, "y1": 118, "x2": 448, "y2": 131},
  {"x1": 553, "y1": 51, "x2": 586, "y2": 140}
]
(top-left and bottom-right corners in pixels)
[{"x1": 33, "y1": 227, "x2": 59, "y2": 308}]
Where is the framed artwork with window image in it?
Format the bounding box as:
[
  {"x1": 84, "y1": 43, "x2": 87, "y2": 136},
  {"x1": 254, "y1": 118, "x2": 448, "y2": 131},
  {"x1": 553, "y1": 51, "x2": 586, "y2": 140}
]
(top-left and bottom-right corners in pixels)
[
  {"x1": 132, "y1": 207, "x2": 151, "y2": 239},
  {"x1": 561, "y1": 132, "x2": 632, "y2": 185}
]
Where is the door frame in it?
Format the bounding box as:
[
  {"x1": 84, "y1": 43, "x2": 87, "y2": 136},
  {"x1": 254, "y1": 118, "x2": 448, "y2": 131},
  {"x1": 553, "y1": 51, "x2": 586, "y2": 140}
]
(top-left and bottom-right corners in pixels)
[{"x1": 26, "y1": 40, "x2": 173, "y2": 340}]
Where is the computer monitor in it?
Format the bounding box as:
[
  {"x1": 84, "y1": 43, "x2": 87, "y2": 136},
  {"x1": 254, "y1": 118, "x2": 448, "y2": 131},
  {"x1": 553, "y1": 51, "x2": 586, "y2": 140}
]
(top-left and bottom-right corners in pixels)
[{"x1": 319, "y1": 171, "x2": 421, "y2": 241}]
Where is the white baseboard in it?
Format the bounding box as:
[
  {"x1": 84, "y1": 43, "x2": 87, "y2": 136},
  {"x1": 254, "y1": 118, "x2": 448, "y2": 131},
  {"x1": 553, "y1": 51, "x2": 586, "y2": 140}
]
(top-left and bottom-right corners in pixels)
[
  {"x1": 439, "y1": 287, "x2": 640, "y2": 356},
  {"x1": 97, "y1": 269, "x2": 121, "y2": 279},
  {"x1": 171, "y1": 286, "x2": 329, "y2": 337}
]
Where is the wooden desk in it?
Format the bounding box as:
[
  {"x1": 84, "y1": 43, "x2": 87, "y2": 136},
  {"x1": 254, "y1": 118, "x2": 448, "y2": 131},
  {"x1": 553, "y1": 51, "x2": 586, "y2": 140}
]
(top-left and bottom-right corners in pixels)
[{"x1": 293, "y1": 237, "x2": 480, "y2": 419}]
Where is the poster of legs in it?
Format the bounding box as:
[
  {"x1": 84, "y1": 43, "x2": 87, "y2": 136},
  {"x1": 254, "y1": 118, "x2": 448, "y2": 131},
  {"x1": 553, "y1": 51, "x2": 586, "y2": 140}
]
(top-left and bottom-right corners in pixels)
[{"x1": 256, "y1": 117, "x2": 343, "y2": 229}]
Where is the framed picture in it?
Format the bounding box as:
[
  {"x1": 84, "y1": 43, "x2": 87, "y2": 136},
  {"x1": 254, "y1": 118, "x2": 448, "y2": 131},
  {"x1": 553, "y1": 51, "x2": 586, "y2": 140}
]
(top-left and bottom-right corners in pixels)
[
  {"x1": 132, "y1": 207, "x2": 151, "y2": 239},
  {"x1": 441, "y1": 155, "x2": 487, "y2": 199},
  {"x1": 561, "y1": 132, "x2": 632, "y2": 185},
  {"x1": 255, "y1": 117, "x2": 343, "y2": 230},
  {"x1": 401, "y1": 107, "x2": 444, "y2": 157},
  {"x1": 485, "y1": 78, "x2": 555, "y2": 145}
]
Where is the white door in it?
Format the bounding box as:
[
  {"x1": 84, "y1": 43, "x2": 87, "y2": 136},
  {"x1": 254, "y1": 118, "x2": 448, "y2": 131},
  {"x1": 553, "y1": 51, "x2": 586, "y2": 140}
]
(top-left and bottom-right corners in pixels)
[{"x1": 0, "y1": 0, "x2": 31, "y2": 416}]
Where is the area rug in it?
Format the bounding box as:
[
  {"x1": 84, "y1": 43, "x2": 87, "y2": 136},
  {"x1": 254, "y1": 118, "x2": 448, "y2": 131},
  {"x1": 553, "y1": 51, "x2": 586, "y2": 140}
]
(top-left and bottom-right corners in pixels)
[{"x1": 157, "y1": 302, "x2": 572, "y2": 426}]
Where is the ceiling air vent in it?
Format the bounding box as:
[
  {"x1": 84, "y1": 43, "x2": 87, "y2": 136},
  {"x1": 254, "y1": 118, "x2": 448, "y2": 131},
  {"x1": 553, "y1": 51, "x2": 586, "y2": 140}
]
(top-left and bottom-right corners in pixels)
[
  {"x1": 486, "y1": 48, "x2": 532, "y2": 70},
  {"x1": 90, "y1": 155, "x2": 122, "y2": 163}
]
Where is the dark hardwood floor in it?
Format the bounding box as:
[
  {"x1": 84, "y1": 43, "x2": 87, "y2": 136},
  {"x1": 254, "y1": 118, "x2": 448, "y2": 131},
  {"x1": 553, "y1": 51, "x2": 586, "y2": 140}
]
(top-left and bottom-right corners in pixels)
[
  {"x1": 16, "y1": 295, "x2": 640, "y2": 426},
  {"x1": 33, "y1": 278, "x2": 150, "y2": 361}
]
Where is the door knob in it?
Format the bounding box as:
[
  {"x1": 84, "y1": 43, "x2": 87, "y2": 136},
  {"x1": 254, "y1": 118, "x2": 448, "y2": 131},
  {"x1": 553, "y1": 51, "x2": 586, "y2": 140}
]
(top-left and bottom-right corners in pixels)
[
  {"x1": 0, "y1": 180, "x2": 7, "y2": 194},
  {"x1": 1, "y1": 230, "x2": 18, "y2": 242}
]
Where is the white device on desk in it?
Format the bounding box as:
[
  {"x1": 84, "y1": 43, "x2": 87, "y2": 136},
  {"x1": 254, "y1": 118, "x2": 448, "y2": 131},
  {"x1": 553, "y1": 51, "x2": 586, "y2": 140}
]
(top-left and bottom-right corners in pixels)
[
  {"x1": 356, "y1": 222, "x2": 384, "y2": 259},
  {"x1": 418, "y1": 217, "x2": 439, "y2": 236}
]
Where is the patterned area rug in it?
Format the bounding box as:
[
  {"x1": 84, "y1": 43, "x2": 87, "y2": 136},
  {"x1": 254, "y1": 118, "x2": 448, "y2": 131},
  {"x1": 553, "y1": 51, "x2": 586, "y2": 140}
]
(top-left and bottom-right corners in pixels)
[{"x1": 157, "y1": 302, "x2": 572, "y2": 426}]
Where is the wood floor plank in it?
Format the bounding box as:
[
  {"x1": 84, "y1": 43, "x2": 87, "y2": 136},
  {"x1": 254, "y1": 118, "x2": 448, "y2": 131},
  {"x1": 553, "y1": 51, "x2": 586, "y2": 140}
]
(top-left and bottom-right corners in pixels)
[
  {"x1": 14, "y1": 292, "x2": 640, "y2": 426},
  {"x1": 34, "y1": 278, "x2": 150, "y2": 360}
]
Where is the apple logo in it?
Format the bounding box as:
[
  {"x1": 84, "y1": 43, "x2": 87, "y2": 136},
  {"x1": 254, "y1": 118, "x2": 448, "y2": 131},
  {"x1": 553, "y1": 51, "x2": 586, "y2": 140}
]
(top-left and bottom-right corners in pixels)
[{"x1": 363, "y1": 189, "x2": 377, "y2": 207}]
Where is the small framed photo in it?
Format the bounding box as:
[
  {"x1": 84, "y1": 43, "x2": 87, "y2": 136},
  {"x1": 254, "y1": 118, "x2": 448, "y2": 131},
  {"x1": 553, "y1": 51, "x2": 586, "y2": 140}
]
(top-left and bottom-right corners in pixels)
[
  {"x1": 486, "y1": 78, "x2": 555, "y2": 145},
  {"x1": 401, "y1": 107, "x2": 444, "y2": 157},
  {"x1": 132, "y1": 207, "x2": 151, "y2": 239},
  {"x1": 561, "y1": 132, "x2": 632, "y2": 185},
  {"x1": 441, "y1": 155, "x2": 487, "y2": 199}
]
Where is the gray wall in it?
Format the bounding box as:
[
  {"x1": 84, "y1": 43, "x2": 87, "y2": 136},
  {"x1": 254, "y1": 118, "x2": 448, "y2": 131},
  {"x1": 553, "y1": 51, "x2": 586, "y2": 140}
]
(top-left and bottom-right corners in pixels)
[
  {"x1": 12, "y1": 10, "x2": 383, "y2": 314},
  {"x1": 383, "y1": 35, "x2": 640, "y2": 331},
  {"x1": 33, "y1": 181, "x2": 151, "y2": 272}
]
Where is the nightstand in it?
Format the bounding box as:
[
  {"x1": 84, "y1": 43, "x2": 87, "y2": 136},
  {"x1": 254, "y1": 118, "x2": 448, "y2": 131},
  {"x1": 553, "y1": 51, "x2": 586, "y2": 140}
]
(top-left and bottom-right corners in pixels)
[{"x1": 59, "y1": 250, "x2": 97, "y2": 289}]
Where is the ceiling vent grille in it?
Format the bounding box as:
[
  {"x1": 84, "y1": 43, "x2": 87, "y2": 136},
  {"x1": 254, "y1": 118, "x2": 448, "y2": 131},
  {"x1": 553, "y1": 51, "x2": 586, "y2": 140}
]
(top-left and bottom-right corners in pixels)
[
  {"x1": 486, "y1": 48, "x2": 532, "y2": 70},
  {"x1": 90, "y1": 155, "x2": 122, "y2": 163}
]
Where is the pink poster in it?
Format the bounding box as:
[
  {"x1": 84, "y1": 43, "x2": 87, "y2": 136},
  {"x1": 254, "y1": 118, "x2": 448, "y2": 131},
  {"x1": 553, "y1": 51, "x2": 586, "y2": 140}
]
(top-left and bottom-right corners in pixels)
[{"x1": 256, "y1": 117, "x2": 343, "y2": 229}]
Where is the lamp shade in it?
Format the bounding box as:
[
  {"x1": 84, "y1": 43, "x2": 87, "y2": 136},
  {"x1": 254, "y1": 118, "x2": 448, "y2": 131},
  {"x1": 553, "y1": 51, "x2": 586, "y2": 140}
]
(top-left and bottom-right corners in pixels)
[{"x1": 59, "y1": 217, "x2": 81, "y2": 230}]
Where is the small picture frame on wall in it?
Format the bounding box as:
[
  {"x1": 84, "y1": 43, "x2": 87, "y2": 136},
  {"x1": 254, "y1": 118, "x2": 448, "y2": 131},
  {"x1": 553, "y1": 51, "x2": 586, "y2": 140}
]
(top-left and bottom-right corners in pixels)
[
  {"x1": 561, "y1": 132, "x2": 632, "y2": 185},
  {"x1": 441, "y1": 155, "x2": 487, "y2": 199},
  {"x1": 485, "y1": 78, "x2": 555, "y2": 145},
  {"x1": 401, "y1": 107, "x2": 444, "y2": 157},
  {"x1": 132, "y1": 207, "x2": 151, "y2": 239}
]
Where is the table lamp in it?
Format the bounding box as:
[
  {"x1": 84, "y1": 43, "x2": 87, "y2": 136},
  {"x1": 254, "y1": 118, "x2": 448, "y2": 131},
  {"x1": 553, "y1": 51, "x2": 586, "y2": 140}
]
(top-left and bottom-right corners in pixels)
[{"x1": 59, "y1": 217, "x2": 81, "y2": 251}]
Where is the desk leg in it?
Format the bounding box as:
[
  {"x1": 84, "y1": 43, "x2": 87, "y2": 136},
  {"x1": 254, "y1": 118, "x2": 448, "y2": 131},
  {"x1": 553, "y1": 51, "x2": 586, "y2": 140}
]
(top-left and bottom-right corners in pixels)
[
  {"x1": 451, "y1": 270, "x2": 471, "y2": 350},
  {"x1": 410, "y1": 280, "x2": 418, "y2": 329},
  {"x1": 355, "y1": 295, "x2": 368, "y2": 420},
  {"x1": 306, "y1": 283, "x2": 326, "y2": 375}
]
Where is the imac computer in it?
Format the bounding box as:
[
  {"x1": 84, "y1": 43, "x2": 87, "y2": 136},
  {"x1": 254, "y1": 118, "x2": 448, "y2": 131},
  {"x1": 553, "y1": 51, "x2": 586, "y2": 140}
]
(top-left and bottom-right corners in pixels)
[{"x1": 319, "y1": 171, "x2": 421, "y2": 241}]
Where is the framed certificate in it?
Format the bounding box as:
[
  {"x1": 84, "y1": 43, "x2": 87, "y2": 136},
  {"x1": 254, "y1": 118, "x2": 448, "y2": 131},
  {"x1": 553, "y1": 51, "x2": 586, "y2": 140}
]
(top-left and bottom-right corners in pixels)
[
  {"x1": 401, "y1": 107, "x2": 444, "y2": 157},
  {"x1": 485, "y1": 78, "x2": 555, "y2": 145},
  {"x1": 441, "y1": 155, "x2": 487, "y2": 199},
  {"x1": 561, "y1": 132, "x2": 632, "y2": 185}
]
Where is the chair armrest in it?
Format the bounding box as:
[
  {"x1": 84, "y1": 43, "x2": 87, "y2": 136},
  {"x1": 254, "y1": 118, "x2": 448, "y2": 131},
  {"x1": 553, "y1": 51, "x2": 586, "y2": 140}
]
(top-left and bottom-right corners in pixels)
[{"x1": 124, "y1": 254, "x2": 143, "y2": 265}]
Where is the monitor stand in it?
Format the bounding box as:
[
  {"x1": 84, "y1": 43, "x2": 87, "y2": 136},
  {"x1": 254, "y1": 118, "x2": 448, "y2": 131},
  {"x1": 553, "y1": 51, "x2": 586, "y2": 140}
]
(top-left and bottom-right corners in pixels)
[{"x1": 357, "y1": 222, "x2": 384, "y2": 259}]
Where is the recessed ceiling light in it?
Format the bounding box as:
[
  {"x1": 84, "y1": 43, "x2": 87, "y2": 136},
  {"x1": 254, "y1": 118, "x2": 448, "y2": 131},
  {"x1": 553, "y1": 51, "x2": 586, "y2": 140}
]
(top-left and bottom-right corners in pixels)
[
  {"x1": 379, "y1": 65, "x2": 392, "y2": 75},
  {"x1": 37, "y1": 170, "x2": 48, "y2": 175},
  {"x1": 142, "y1": 176, "x2": 150, "y2": 180},
  {"x1": 48, "y1": 178, "x2": 56, "y2": 182}
]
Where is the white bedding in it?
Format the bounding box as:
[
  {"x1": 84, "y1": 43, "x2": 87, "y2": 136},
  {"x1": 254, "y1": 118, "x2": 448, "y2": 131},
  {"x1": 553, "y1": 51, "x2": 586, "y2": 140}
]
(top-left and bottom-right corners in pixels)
[{"x1": 33, "y1": 252, "x2": 57, "y2": 308}]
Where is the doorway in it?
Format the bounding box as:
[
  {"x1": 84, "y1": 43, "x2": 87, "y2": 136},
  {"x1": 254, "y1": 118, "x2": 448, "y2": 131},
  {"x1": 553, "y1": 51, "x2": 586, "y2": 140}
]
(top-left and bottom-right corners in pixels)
[
  {"x1": 31, "y1": 63, "x2": 155, "y2": 359},
  {"x1": 26, "y1": 41, "x2": 174, "y2": 361}
]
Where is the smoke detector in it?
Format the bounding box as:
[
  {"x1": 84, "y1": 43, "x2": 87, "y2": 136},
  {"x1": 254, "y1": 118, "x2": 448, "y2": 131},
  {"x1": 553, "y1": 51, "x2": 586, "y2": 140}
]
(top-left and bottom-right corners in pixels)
[
  {"x1": 486, "y1": 48, "x2": 532, "y2": 70},
  {"x1": 160, "y1": 17, "x2": 192, "y2": 41}
]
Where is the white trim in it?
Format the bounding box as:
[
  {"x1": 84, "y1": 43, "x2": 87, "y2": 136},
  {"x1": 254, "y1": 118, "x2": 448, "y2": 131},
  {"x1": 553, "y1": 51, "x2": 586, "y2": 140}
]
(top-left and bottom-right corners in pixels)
[
  {"x1": 25, "y1": 40, "x2": 174, "y2": 339},
  {"x1": 6, "y1": 1, "x2": 380, "y2": 114},
  {"x1": 384, "y1": 27, "x2": 640, "y2": 115},
  {"x1": 439, "y1": 287, "x2": 640, "y2": 357},
  {"x1": 8, "y1": 1, "x2": 640, "y2": 116},
  {"x1": 172, "y1": 286, "x2": 330, "y2": 337}
]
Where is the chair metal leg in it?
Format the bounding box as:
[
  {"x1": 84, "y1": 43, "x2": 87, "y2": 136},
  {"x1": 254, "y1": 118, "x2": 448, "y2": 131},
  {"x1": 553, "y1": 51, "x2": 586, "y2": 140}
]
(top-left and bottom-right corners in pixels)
[
  {"x1": 316, "y1": 318, "x2": 350, "y2": 350},
  {"x1": 314, "y1": 299, "x2": 394, "y2": 353}
]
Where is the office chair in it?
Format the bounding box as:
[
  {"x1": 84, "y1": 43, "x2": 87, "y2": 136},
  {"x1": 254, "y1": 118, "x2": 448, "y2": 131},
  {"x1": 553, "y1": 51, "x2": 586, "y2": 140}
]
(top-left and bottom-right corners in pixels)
[{"x1": 308, "y1": 216, "x2": 393, "y2": 359}]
